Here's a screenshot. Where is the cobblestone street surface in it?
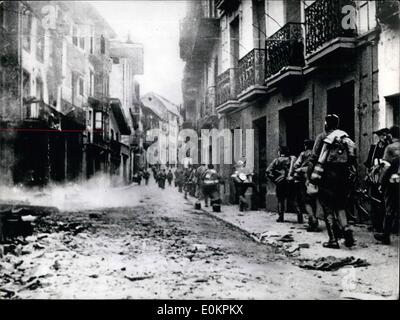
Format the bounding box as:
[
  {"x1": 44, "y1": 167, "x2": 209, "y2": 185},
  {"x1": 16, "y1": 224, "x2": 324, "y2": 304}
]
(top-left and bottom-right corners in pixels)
[{"x1": 0, "y1": 180, "x2": 398, "y2": 299}]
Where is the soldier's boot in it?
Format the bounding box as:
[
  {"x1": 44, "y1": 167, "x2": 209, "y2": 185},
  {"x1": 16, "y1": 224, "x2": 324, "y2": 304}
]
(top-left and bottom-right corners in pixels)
[
  {"x1": 276, "y1": 201, "x2": 284, "y2": 223},
  {"x1": 297, "y1": 211, "x2": 304, "y2": 224},
  {"x1": 322, "y1": 218, "x2": 340, "y2": 249}
]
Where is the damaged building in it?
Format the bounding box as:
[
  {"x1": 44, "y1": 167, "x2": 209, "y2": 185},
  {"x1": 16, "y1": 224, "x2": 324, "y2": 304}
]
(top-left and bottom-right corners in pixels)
[{"x1": 0, "y1": 1, "x2": 144, "y2": 186}]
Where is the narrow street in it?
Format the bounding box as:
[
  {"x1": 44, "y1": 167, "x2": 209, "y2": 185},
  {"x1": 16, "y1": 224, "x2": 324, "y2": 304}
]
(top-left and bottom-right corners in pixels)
[{"x1": 0, "y1": 180, "x2": 351, "y2": 300}]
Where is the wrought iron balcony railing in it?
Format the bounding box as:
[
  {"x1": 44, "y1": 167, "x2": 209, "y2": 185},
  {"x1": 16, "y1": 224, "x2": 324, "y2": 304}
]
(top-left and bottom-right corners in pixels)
[
  {"x1": 305, "y1": 0, "x2": 356, "y2": 55},
  {"x1": 376, "y1": 0, "x2": 400, "y2": 24},
  {"x1": 238, "y1": 49, "x2": 266, "y2": 93},
  {"x1": 266, "y1": 23, "x2": 305, "y2": 79},
  {"x1": 216, "y1": 68, "x2": 237, "y2": 106}
]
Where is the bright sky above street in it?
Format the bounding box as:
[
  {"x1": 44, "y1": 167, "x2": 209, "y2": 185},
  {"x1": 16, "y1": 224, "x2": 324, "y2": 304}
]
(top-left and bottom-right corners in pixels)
[{"x1": 90, "y1": 0, "x2": 187, "y2": 106}]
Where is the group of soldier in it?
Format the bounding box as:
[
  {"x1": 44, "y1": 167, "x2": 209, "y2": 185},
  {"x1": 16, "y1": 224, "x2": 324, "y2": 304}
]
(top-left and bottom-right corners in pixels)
[
  {"x1": 266, "y1": 114, "x2": 399, "y2": 249},
  {"x1": 173, "y1": 164, "x2": 222, "y2": 212},
  {"x1": 133, "y1": 114, "x2": 399, "y2": 249}
]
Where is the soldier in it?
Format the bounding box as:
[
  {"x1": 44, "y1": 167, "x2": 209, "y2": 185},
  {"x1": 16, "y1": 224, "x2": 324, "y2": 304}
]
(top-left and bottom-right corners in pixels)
[
  {"x1": 266, "y1": 146, "x2": 297, "y2": 222},
  {"x1": 143, "y1": 169, "x2": 150, "y2": 185},
  {"x1": 308, "y1": 114, "x2": 356, "y2": 249},
  {"x1": 292, "y1": 139, "x2": 319, "y2": 231},
  {"x1": 195, "y1": 163, "x2": 207, "y2": 200},
  {"x1": 158, "y1": 169, "x2": 167, "y2": 189},
  {"x1": 231, "y1": 160, "x2": 254, "y2": 211},
  {"x1": 375, "y1": 125, "x2": 400, "y2": 245},
  {"x1": 183, "y1": 165, "x2": 195, "y2": 199},
  {"x1": 201, "y1": 164, "x2": 222, "y2": 211},
  {"x1": 364, "y1": 128, "x2": 390, "y2": 232},
  {"x1": 167, "y1": 170, "x2": 173, "y2": 186}
]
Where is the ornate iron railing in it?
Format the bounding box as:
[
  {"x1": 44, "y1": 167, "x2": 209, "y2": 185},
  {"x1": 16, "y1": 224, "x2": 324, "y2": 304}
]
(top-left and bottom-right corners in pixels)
[
  {"x1": 265, "y1": 23, "x2": 305, "y2": 79},
  {"x1": 216, "y1": 68, "x2": 237, "y2": 106},
  {"x1": 238, "y1": 49, "x2": 266, "y2": 93},
  {"x1": 305, "y1": 0, "x2": 356, "y2": 55},
  {"x1": 376, "y1": 0, "x2": 400, "y2": 24}
]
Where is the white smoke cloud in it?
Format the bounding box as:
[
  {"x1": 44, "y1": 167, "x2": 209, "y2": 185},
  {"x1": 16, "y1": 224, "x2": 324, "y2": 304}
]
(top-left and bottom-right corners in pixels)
[{"x1": 0, "y1": 173, "x2": 141, "y2": 212}]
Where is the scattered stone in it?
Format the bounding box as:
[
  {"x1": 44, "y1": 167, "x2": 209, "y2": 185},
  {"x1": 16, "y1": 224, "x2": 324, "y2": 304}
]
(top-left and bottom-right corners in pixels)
[
  {"x1": 125, "y1": 275, "x2": 154, "y2": 282},
  {"x1": 278, "y1": 234, "x2": 294, "y2": 242},
  {"x1": 299, "y1": 243, "x2": 310, "y2": 249},
  {"x1": 33, "y1": 243, "x2": 45, "y2": 250},
  {"x1": 53, "y1": 260, "x2": 60, "y2": 271},
  {"x1": 89, "y1": 274, "x2": 99, "y2": 278}
]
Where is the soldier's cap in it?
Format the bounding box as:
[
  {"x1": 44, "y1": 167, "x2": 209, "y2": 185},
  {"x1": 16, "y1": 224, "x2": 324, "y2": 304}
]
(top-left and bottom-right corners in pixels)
[{"x1": 373, "y1": 128, "x2": 389, "y2": 136}]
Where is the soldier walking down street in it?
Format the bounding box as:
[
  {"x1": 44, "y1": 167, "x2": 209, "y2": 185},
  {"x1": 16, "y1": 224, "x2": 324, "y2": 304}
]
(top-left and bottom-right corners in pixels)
[
  {"x1": 200, "y1": 164, "x2": 222, "y2": 211},
  {"x1": 158, "y1": 169, "x2": 167, "y2": 189},
  {"x1": 143, "y1": 169, "x2": 150, "y2": 185},
  {"x1": 231, "y1": 160, "x2": 254, "y2": 211},
  {"x1": 374, "y1": 125, "x2": 400, "y2": 245},
  {"x1": 364, "y1": 128, "x2": 390, "y2": 232},
  {"x1": 308, "y1": 114, "x2": 356, "y2": 249},
  {"x1": 266, "y1": 146, "x2": 297, "y2": 223},
  {"x1": 167, "y1": 170, "x2": 174, "y2": 186},
  {"x1": 293, "y1": 140, "x2": 319, "y2": 231}
]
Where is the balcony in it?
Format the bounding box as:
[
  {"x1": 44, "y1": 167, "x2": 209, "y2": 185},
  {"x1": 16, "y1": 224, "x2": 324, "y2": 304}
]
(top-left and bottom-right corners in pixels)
[
  {"x1": 237, "y1": 48, "x2": 267, "y2": 102},
  {"x1": 376, "y1": 1, "x2": 400, "y2": 26},
  {"x1": 23, "y1": 99, "x2": 61, "y2": 130},
  {"x1": 265, "y1": 23, "x2": 305, "y2": 87},
  {"x1": 216, "y1": 68, "x2": 239, "y2": 113},
  {"x1": 305, "y1": 0, "x2": 357, "y2": 65},
  {"x1": 179, "y1": 17, "x2": 219, "y2": 62}
]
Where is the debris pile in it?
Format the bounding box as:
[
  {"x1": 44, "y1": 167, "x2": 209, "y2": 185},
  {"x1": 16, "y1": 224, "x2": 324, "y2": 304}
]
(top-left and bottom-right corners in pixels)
[
  {"x1": 298, "y1": 256, "x2": 370, "y2": 271},
  {"x1": 0, "y1": 204, "x2": 58, "y2": 242}
]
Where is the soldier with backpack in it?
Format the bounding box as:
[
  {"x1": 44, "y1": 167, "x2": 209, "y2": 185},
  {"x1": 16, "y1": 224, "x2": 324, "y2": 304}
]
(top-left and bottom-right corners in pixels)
[
  {"x1": 308, "y1": 114, "x2": 357, "y2": 249},
  {"x1": 266, "y1": 146, "x2": 297, "y2": 223},
  {"x1": 292, "y1": 139, "x2": 319, "y2": 231},
  {"x1": 201, "y1": 164, "x2": 222, "y2": 212}
]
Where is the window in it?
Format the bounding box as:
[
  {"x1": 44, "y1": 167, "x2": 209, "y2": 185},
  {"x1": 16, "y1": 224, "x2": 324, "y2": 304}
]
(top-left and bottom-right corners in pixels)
[
  {"x1": 89, "y1": 71, "x2": 94, "y2": 96},
  {"x1": 37, "y1": 23, "x2": 45, "y2": 62},
  {"x1": 112, "y1": 57, "x2": 120, "y2": 64},
  {"x1": 0, "y1": 2, "x2": 5, "y2": 29},
  {"x1": 72, "y1": 25, "x2": 78, "y2": 46},
  {"x1": 36, "y1": 78, "x2": 43, "y2": 100},
  {"x1": 88, "y1": 110, "x2": 92, "y2": 127},
  {"x1": 79, "y1": 36, "x2": 85, "y2": 50},
  {"x1": 23, "y1": 70, "x2": 31, "y2": 98},
  {"x1": 111, "y1": 129, "x2": 114, "y2": 140},
  {"x1": 22, "y1": 13, "x2": 32, "y2": 52},
  {"x1": 100, "y1": 35, "x2": 105, "y2": 54},
  {"x1": 116, "y1": 132, "x2": 119, "y2": 142},
  {"x1": 79, "y1": 77, "x2": 84, "y2": 96},
  {"x1": 95, "y1": 112, "x2": 102, "y2": 129},
  {"x1": 90, "y1": 36, "x2": 94, "y2": 54}
]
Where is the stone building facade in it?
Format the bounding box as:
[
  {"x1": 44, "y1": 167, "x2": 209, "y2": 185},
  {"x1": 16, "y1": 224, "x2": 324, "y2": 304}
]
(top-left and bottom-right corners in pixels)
[{"x1": 180, "y1": 0, "x2": 400, "y2": 210}]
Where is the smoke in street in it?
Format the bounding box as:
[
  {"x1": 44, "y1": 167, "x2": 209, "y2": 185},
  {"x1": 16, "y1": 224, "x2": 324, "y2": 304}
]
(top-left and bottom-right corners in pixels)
[{"x1": 0, "y1": 174, "x2": 140, "y2": 212}]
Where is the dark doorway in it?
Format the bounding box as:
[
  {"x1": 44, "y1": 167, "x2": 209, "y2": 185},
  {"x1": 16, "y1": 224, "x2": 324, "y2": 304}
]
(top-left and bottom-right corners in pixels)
[
  {"x1": 386, "y1": 94, "x2": 399, "y2": 127},
  {"x1": 253, "y1": 116, "x2": 267, "y2": 208},
  {"x1": 327, "y1": 81, "x2": 355, "y2": 139},
  {"x1": 279, "y1": 100, "x2": 309, "y2": 157}
]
